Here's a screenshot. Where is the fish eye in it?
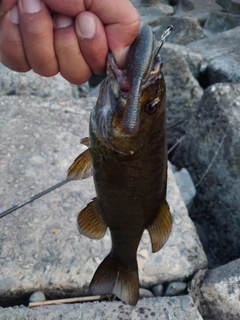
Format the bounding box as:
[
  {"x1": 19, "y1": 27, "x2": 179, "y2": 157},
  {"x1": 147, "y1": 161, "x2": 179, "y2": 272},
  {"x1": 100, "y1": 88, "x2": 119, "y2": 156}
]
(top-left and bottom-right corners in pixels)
[{"x1": 144, "y1": 99, "x2": 159, "y2": 115}]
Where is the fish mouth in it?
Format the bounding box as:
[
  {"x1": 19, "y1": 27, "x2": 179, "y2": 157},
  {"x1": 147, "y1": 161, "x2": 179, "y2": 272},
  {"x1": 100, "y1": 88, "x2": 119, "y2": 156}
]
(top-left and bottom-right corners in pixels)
[
  {"x1": 106, "y1": 52, "x2": 163, "y2": 136},
  {"x1": 94, "y1": 52, "x2": 163, "y2": 155}
]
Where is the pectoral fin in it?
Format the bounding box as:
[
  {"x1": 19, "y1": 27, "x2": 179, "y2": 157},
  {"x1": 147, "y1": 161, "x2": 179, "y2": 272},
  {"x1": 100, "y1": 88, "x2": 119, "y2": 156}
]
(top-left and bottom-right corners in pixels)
[
  {"x1": 67, "y1": 148, "x2": 93, "y2": 180},
  {"x1": 147, "y1": 200, "x2": 172, "y2": 253},
  {"x1": 78, "y1": 198, "x2": 107, "y2": 239}
]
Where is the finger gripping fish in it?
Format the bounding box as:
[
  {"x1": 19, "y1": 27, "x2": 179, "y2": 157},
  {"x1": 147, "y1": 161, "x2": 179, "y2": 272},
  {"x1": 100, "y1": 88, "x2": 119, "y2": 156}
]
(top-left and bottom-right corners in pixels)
[{"x1": 67, "y1": 25, "x2": 173, "y2": 306}]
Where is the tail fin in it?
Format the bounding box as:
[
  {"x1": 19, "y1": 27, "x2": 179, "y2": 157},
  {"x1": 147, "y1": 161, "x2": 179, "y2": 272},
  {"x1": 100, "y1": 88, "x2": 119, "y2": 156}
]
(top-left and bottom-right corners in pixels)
[{"x1": 89, "y1": 254, "x2": 139, "y2": 306}]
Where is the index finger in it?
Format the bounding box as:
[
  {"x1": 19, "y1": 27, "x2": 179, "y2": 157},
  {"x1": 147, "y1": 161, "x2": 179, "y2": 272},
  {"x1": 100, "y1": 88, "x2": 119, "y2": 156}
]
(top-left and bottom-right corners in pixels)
[{"x1": 0, "y1": 0, "x2": 17, "y2": 19}]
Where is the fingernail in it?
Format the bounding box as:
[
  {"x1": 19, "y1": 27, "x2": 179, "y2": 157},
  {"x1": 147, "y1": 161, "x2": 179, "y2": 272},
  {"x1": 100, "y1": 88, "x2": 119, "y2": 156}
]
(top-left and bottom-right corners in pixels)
[
  {"x1": 76, "y1": 14, "x2": 96, "y2": 39},
  {"x1": 114, "y1": 46, "x2": 130, "y2": 69},
  {"x1": 21, "y1": 0, "x2": 42, "y2": 13},
  {"x1": 54, "y1": 15, "x2": 73, "y2": 28},
  {"x1": 10, "y1": 5, "x2": 19, "y2": 24}
]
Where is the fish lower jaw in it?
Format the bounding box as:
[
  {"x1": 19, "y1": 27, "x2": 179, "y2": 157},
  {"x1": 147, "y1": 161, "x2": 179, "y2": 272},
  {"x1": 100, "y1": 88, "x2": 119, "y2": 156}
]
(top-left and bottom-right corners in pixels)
[
  {"x1": 112, "y1": 126, "x2": 133, "y2": 140},
  {"x1": 107, "y1": 128, "x2": 134, "y2": 155}
]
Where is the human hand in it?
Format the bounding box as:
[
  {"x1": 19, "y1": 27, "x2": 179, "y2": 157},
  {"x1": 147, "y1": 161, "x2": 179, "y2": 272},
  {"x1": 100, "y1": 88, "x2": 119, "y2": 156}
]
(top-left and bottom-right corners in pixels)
[{"x1": 0, "y1": 0, "x2": 140, "y2": 84}]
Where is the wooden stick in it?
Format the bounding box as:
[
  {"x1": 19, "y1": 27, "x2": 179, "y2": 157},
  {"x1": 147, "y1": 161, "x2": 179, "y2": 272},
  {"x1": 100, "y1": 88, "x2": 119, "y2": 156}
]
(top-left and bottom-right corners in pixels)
[{"x1": 29, "y1": 295, "x2": 106, "y2": 308}]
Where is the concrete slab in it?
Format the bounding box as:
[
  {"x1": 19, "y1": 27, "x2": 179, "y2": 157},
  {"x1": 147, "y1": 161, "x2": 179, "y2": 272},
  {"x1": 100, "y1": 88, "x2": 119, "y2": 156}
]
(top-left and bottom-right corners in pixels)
[{"x1": 0, "y1": 296, "x2": 203, "y2": 320}]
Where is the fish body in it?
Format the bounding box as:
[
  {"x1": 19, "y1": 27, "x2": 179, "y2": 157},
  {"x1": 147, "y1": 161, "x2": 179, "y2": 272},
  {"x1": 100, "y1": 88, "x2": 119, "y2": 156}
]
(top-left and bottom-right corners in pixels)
[{"x1": 67, "y1": 25, "x2": 172, "y2": 306}]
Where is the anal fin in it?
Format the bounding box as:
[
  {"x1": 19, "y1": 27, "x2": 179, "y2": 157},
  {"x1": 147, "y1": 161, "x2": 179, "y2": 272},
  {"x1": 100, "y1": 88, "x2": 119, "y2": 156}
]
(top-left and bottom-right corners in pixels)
[
  {"x1": 147, "y1": 200, "x2": 172, "y2": 253},
  {"x1": 78, "y1": 198, "x2": 107, "y2": 239},
  {"x1": 67, "y1": 148, "x2": 93, "y2": 180}
]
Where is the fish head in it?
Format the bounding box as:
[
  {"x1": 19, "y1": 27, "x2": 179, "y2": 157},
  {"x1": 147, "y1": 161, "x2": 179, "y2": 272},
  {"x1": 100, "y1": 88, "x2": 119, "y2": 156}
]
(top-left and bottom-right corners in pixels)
[{"x1": 91, "y1": 48, "x2": 166, "y2": 155}]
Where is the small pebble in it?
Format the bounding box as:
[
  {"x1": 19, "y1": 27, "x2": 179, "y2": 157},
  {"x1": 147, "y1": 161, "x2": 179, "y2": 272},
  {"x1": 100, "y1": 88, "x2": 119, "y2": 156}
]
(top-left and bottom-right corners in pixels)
[
  {"x1": 165, "y1": 282, "x2": 187, "y2": 297},
  {"x1": 139, "y1": 288, "x2": 154, "y2": 299},
  {"x1": 152, "y1": 284, "x2": 164, "y2": 297},
  {"x1": 29, "y1": 291, "x2": 46, "y2": 302}
]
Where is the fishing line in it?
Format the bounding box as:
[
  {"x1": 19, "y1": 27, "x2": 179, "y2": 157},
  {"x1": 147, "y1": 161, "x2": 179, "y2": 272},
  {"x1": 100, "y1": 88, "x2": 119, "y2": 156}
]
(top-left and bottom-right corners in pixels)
[
  {"x1": 0, "y1": 135, "x2": 184, "y2": 219},
  {"x1": 167, "y1": 135, "x2": 185, "y2": 154},
  {"x1": 1, "y1": 125, "x2": 228, "y2": 219},
  {"x1": 0, "y1": 179, "x2": 69, "y2": 219},
  {"x1": 195, "y1": 123, "x2": 230, "y2": 187}
]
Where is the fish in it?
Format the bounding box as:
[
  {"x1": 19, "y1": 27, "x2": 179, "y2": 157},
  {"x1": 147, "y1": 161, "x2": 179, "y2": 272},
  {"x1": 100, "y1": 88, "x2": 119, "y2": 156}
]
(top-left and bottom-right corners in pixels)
[{"x1": 67, "y1": 25, "x2": 172, "y2": 306}]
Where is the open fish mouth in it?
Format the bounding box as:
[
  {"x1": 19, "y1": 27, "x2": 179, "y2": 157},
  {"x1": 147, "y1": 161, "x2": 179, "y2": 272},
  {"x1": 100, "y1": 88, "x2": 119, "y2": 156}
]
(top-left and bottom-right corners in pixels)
[{"x1": 106, "y1": 52, "x2": 163, "y2": 136}]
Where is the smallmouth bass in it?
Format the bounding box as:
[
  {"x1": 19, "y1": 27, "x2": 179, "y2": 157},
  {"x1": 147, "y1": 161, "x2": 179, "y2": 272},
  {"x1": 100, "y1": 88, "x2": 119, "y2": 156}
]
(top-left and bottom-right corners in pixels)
[{"x1": 67, "y1": 25, "x2": 172, "y2": 306}]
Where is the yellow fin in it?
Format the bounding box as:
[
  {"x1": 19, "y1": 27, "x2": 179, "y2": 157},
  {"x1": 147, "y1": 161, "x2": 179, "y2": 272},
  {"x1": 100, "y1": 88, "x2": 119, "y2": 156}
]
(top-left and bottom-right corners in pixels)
[
  {"x1": 67, "y1": 148, "x2": 93, "y2": 180},
  {"x1": 80, "y1": 137, "x2": 89, "y2": 147},
  {"x1": 147, "y1": 200, "x2": 172, "y2": 253},
  {"x1": 78, "y1": 199, "x2": 107, "y2": 239}
]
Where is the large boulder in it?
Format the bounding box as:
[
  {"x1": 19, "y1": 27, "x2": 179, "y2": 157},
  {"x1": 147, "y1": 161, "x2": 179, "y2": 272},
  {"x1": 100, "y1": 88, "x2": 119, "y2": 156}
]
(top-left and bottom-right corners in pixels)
[
  {"x1": 203, "y1": 11, "x2": 240, "y2": 35},
  {"x1": 178, "y1": 0, "x2": 223, "y2": 11},
  {"x1": 155, "y1": 14, "x2": 206, "y2": 45},
  {"x1": 190, "y1": 259, "x2": 240, "y2": 320},
  {"x1": 0, "y1": 71, "x2": 207, "y2": 306},
  {"x1": 160, "y1": 43, "x2": 203, "y2": 146},
  {"x1": 188, "y1": 27, "x2": 240, "y2": 86},
  {"x1": 172, "y1": 83, "x2": 240, "y2": 267}
]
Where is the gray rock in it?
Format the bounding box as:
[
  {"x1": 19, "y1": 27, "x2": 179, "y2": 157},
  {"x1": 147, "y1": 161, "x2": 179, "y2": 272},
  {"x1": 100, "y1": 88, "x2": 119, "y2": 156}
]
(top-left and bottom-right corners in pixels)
[
  {"x1": 156, "y1": 3, "x2": 175, "y2": 15},
  {"x1": 206, "y1": 51, "x2": 240, "y2": 85},
  {"x1": 178, "y1": 0, "x2": 223, "y2": 11},
  {"x1": 216, "y1": 0, "x2": 231, "y2": 9},
  {"x1": 155, "y1": 14, "x2": 206, "y2": 45},
  {"x1": 29, "y1": 291, "x2": 46, "y2": 302},
  {"x1": 133, "y1": 0, "x2": 174, "y2": 27},
  {"x1": 193, "y1": 222, "x2": 208, "y2": 253},
  {"x1": 188, "y1": 26, "x2": 240, "y2": 60},
  {"x1": 138, "y1": 6, "x2": 165, "y2": 27},
  {"x1": 163, "y1": 42, "x2": 203, "y2": 79},
  {"x1": 0, "y1": 69, "x2": 73, "y2": 100},
  {"x1": 172, "y1": 83, "x2": 240, "y2": 267},
  {"x1": 173, "y1": 167, "x2": 196, "y2": 207},
  {"x1": 0, "y1": 87, "x2": 207, "y2": 304},
  {"x1": 131, "y1": 0, "x2": 168, "y2": 7},
  {"x1": 74, "y1": 83, "x2": 90, "y2": 98},
  {"x1": 165, "y1": 282, "x2": 188, "y2": 296},
  {"x1": 188, "y1": 27, "x2": 240, "y2": 86},
  {"x1": 180, "y1": 9, "x2": 211, "y2": 27},
  {"x1": 152, "y1": 283, "x2": 164, "y2": 297},
  {"x1": 169, "y1": 0, "x2": 179, "y2": 6},
  {"x1": 203, "y1": 12, "x2": 240, "y2": 35},
  {"x1": 159, "y1": 43, "x2": 203, "y2": 145},
  {"x1": 189, "y1": 259, "x2": 240, "y2": 320},
  {"x1": 0, "y1": 296, "x2": 203, "y2": 320},
  {"x1": 229, "y1": 0, "x2": 240, "y2": 14},
  {"x1": 139, "y1": 288, "x2": 154, "y2": 299}
]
